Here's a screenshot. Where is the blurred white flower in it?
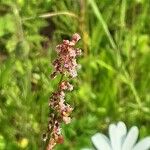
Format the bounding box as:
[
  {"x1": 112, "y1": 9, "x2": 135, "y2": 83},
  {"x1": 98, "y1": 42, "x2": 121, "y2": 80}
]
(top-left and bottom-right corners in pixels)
[{"x1": 91, "y1": 121, "x2": 150, "y2": 150}]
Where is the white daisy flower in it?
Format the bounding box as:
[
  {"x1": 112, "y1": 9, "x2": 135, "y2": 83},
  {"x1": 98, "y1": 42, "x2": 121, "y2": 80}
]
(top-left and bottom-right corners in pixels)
[{"x1": 91, "y1": 121, "x2": 150, "y2": 150}]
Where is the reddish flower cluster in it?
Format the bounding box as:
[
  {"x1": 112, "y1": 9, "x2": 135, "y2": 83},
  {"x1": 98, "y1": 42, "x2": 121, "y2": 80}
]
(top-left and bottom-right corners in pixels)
[
  {"x1": 49, "y1": 82, "x2": 73, "y2": 125},
  {"x1": 51, "y1": 33, "x2": 82, "y2": 78},
  {"x1": 44, "y1": 33, "x2": 82, "y2": 150}
]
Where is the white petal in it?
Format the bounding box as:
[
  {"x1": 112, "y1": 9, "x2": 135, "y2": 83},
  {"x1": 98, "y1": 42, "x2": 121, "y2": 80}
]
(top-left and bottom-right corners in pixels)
[
  {"x1": 109, "y1": 123, "x2": 118, "y2": 150},
  {"x1": 108, "y1": 122, "x2": 127, "y2": 150},
  {"x1": 91, "y1": 133, "x2": 111, "y2": 150},
  {"x1": 122, "y1": 126, "x2": 139, "y2": 150},
  {"x1": 117, "y1": 122, "x2": 127, "y2": 136},
  {"x1": 132, "y1": 137, "x2": 150, "y2": 150},
  {"x1": 116, "y1": 121, "x2": 127, "y2": 149}
]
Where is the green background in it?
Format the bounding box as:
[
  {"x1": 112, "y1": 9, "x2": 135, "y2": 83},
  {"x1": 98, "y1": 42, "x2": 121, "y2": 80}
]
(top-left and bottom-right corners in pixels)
[{"x1": 0, "y1": 0, "x2": 150, "y2": 149}]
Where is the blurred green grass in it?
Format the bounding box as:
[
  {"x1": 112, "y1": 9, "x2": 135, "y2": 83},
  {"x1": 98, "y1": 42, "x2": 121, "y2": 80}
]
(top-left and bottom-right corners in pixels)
[{"x1": 0, "y1": 0, "x2": 150, "y2": 149}]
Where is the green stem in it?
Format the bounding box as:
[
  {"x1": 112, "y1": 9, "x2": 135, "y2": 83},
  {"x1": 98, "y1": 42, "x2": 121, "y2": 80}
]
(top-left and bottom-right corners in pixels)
[
  {"x1": 22, "y1": 12, "x2": 78, "y2": 21},
  {"x1": 129, "y1": 82, "x2": 142, "y2": 108},
  {"x1": 124, "y1": 70, "x2": 142, "y2": 108}
]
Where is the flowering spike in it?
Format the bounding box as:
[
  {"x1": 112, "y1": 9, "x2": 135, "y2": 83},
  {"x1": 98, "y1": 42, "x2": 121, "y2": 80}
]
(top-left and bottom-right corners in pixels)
[{"x1": 43, "y1": 33, "x2": 82, "y2": 150}]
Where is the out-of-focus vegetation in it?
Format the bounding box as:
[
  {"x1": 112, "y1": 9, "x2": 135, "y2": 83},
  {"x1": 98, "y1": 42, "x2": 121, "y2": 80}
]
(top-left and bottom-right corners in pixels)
[{"x1": 0, "y1": 0, "x2": 150, "y2": 149}]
